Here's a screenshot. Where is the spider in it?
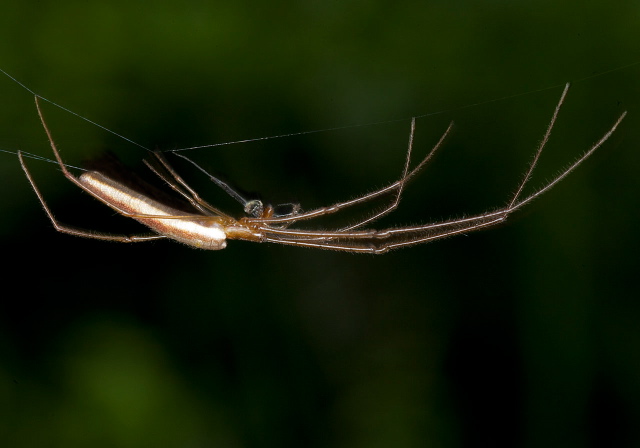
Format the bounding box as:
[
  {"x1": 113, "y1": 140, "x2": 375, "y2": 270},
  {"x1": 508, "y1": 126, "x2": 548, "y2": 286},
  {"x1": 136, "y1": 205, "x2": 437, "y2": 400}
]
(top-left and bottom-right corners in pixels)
[{"x1": 19, "y1": 83, "x2": 626, "y2": 254}]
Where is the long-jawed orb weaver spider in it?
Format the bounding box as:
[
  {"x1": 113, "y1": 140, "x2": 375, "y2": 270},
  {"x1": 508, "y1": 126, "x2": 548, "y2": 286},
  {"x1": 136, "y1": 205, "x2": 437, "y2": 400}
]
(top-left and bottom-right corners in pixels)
[{"x1": 19, "y1": 83, "x2": 626, "y2": 254}]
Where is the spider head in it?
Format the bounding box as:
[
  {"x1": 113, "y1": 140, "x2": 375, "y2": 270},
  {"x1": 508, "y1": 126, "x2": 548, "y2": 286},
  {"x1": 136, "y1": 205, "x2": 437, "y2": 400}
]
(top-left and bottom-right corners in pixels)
[{"x1": 244, "y1": 199, "x2": 265, "y2": 217}]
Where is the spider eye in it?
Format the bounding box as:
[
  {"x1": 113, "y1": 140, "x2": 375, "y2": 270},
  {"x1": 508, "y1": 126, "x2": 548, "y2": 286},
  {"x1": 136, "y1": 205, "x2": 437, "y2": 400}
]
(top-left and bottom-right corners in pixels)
[{"x1": 244, "y1": 199, "x2": 264, "y2": 217}]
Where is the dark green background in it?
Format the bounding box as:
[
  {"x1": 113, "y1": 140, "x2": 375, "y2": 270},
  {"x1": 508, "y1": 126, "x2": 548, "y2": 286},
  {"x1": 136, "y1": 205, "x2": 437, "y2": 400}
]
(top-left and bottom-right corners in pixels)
[{"x1": 1, "y1": 1, "x2": 639, "y2": 447}]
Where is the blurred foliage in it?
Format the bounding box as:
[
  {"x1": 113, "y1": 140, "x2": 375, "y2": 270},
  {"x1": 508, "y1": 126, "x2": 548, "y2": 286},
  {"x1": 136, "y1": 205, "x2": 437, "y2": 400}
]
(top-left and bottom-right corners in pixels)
[{"x1": 1, "y1": 1, "x2": 639, "y2": 447}]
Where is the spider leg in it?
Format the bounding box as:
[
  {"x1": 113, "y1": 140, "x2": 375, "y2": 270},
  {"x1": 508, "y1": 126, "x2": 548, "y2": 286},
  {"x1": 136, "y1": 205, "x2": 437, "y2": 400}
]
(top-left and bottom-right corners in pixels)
[
  {"x1": 19, "y1": 151, "x2": 166, "y2": 242},
  {"x1": 261, "y1": 95, "x2": 627, "y2": 253},
  {"x1": 144, "y1": 152, "x2": 232, "y2": 218},
  {"x1": 371, "y1": 216, "x2": 506, "y2": 253},
  {"x1": 339, "y1": 118, "x2": 416, "y2": 231},
  {"x1": 510, "y1": 109, "x2": 627, "y2": 211},
  {"x1": 172, "y1": 152, "x2": 309, "y2": 220},
  {"x1": 170, "y1": 152, "x2": 268, "y2": 216},
  {"x1": 243, "y1": 120, "x2": 454, "y2": 226},
  {"x1": 256, "y1": 202, "x2": 512, "y2": 249},
  {"x1": 341, "y1": 117, "x2": 457, "y2": 231},
  {"x1": 261, "y1": 214, "x2": 506, "y2": 253},
  {"x1": 258, "y1": 96, "x2": 627, "y2": 253},
  {"x1": 30, "y1": 96, "x2": 204, "y2": 226},
  {"x1": 250, "y1": 118, "x2": 418, "y2": 243},
  {"x1": 32, "y1": 95, "x2": 156, "y2": 219},
  {"x1": 370, "y1": 89, "x2": 627, "y2": 249},
  {"x1": 508, "y1": 83, "x2": 570, "y2": 209}
]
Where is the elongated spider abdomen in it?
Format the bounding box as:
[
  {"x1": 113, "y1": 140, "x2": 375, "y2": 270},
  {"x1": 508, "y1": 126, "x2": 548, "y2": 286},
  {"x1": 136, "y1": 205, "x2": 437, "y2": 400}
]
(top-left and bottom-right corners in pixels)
[{"x1": 79, "y1": 172, "x2": 228, "y2": 250}]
